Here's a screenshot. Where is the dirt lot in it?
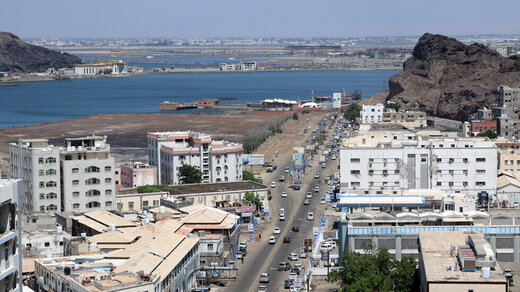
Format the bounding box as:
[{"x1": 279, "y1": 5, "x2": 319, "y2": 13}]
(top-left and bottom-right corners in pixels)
[{"x1": 0, "y1": 111, "x2": 292, "y2": 176}]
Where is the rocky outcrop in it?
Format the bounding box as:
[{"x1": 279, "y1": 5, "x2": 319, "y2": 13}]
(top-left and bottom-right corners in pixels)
[
  {"x1": 0, "y1": 32, "x2": 81, "y2": 73},
  {"x1": 374, "y1": 33, "x2": 520, "y2": 121}
]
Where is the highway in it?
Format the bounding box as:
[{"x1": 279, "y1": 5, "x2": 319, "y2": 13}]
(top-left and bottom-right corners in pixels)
[{"x1": 225, "y1": 117, "x2": 339, "y2": 292}]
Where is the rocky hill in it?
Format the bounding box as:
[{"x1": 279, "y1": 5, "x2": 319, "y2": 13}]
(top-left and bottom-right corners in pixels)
[
  {"x1": 367, "y1": 33, "x2": 520, "y2": 121},
  {"x1": 0, "y1": 32, "x2": 81, "y2": 73}
]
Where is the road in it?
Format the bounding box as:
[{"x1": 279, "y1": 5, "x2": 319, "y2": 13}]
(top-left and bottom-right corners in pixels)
[{"x1": 226, "y1": 117, "x2": 339, "y2": 292}]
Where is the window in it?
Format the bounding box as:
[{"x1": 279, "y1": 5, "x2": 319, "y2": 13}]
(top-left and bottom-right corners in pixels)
[
  {"x1": 46, "y1": 169, "x2": 56, "y2": 175},
  {"x1": 368, "y1": 170, "x2": 374, "y2": 176},
  {"x1": 45, "y1": 157, "x2": 56, "y2": 164},
  {"x1": 463, "y1": 158, "x2": 468, "y2": 163},
  {"x1": 421, "y1": 158, "x2": 427, "y2": 162},
  {"x1": 476, "y1": 182, "x2": 486, "y2": 186},
  {"x1": 46, "y1": 204, "x2": 57, "y2": 211},
  {"x1": 73, "y1": 203, "x2": 80, "y2": 209},
  {"x1": 105, "y1": 189, "x2": 112, "y2": 195},
  {"x1": 351, "y1": 170, "x2": 360, "y2": 175},
  {"x1": 449, "y1": 158, "x2": 454, "y2": 163},
  {"x1": 105, "y1": 201, "x2": 112, "y2": 207},
  {"x1": 44, "y1": 242, "x2": 50, "y2": 247},
  {"x1": 39, "y1": 182, "x2": 44, "y2": 188},
  {"x1": 85, "y1": 178, "x2": 100, "y2": 185},
  {"x1": 153, "y1": 200, "x2": 159, "y2": 206},
  {"x1": 437, "y1": 182, "x2": 442, "y2": 186},
  {"x1": 39, "y1": 169, "x2": 44, "y2": 176},
  {"x1": 128, "y1": 202, "x2": 134, "y2": 209},
  {"x1": 143, "y1": 200, "x2": 149, "y2": 207},
  {"x1": 436, "y1": 158, "x2": 442, "y2": 163},
  {"x1": 39, "y1": 193, "x2": 44, "y2": 200},
  {"x1": 351, "y1": 182, "x2": 360, "y2": 187},
  {"x1": 463, "y1": 182, "x2": 468, "y2": 187},
  {"x1": 350, "y1": 158, "x2": 360, "y2": 163},
  {"x1": 394, "y1": 170, "x2": 400, "y2": 174},
  {"x1": 85, "y1": 166, "x2": 100, "y2": 173},
  {"x1": 72, "y1": 180, "x2": 79, "y2": 185},
  {"x1": 72, "y1": 168, "x2": 79, "y2": 173},
  {"x1": 105, "y1": 178, "x2": 112, "y2": 184},
  {"x1": 86, "y1": 189, "x2": 101, "y2": 197},
  {"x1": 86, "y1": 201, "x2": 101, "y2": 209},
  {"x1": 45, "y1": 181, "x2": 56, "y2": 187},
  {"x1": 208, "y1": 243, "x2": 214, "y2": 251},
  {"x1": 38, "y1": 158, "x2": 44, "y2": 164},
  {"x1": 449, "y1": 182, "x2": 454, "y2": 187},
  {"x1": 73, "y1": 191, "x2": 79, "y2": 197},
  {"x1": 476, "y1": 169, "x2": 485, "y2": 174},
  {"x1": 40, "y1": 206, "x2": 45, "y2": 212},
  {"x1": 104, "y1": 166, "x2": 112, "y2": 172},
  {"x1": 476, "y1": 158, "x2": 486, "y2": 162},
  {"x1": 46, "y1": 192, "x2": 57, "y2": 199}
]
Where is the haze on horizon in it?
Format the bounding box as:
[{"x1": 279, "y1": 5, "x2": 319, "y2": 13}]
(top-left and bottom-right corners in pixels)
[{"x1": 3, "y1": 0, "x2": 520, "y2": 39}]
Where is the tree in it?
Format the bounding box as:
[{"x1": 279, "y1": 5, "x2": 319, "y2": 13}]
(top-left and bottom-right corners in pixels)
[
  {"x1": 178, "y1": 164, "x2": 202, "y2": 184},
  {"x1": 241, "y1": 191, "x2": 263, "y2": 212},
  {"x1": 329, "y1": 243, "x2": 418, "y2": 292},
  {"x1": 0, "y1": 73, "x2": 4, "y2": 78},
  {"x1": 242, "y1": 170, "x2": 262, "y2": 183},
  {"x1": 292, "y1": 112, "x2": 299, "y2": 120},
  {"x1": 137, "y1": 184, "x2": 173, "y2": 194},
  {"x1": 478, "y1": 130, "x2": 498, "y2": 139},
  {"x1": 343, "y1": 103, "x2": 362, "y2": 121},
  {"x1": 385, "y1": 102, "x2": 401, "y2": 111}
]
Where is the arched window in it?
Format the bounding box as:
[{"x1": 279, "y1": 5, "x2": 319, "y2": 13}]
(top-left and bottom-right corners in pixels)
[
  {"x1": 46, "y1": 169, "x2": 56, "y2": 175},
  {"x1": 46, "y1": 181, "x2": 57, "y2": 187},
  {"x1": 105, "y1": 201, "x2": 112, "y2": 207},
  {"x1": 105, "y1": 189, "x2": 112, "y2": 195},
  {"x1": 86, "y1": 190, "x2": 100, "y2": 197},
  {"x1": 86, "y1": 201, "x2": 101, "y2": 209},
  {"x1": 85, "y1": 178, "x2": 100, "y2": 185},
  {"x1": 73, "y1": 203, "x2": 80, "y2": 209},
  {"x1": 85, "y1": 166, "x2": 100, "y2": 173},
  {"x1": 104, "y1": 166, "x2": 112, "y2": 172},
  {"x1": 39, "y1": 206, "x2": 45, "y2": 212},
  {"x1": 47, "y1": 204, "x2": 57, "y2": 211},
  {"x1": 72, "y1": 192, "x2": 80, "y2": 197},
  {"x1": 46, "y1": 193, "x2": 57, "y2": 199},
  {"x1": 45, "y1": 157, "x2": 56, "y2": 163},
  {"x1": 72, "y1": 180, "x2": 79, "y2": 185},
  {"x1": 104, "y1": 178, "x2": 112, "y2": 184},
  {"x1": 72, "y1": 168, "x2": 79, "y2": 173}
]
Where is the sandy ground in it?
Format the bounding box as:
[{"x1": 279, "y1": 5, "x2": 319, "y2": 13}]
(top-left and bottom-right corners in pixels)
[{"x1": 0, "y1": 111, "x2": 292, "y2": 176}]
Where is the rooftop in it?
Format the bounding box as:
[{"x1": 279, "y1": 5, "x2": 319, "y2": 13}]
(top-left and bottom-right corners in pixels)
[{"x1": 164, "y1": 180, "x2": 267, "y2": 196}]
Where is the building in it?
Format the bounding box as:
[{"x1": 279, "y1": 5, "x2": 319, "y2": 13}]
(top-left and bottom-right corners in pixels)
[
  {"x1": 60, "y1": 136, "x2": 115, "y2": 212},
  {"x1": 74, "y1": 60, "x2": 127, "y2": 75},
  {"x1": 196, "y1": 99, "x2": 218, "y2": 108},
  {"x1": 340, "y1": 132, "x2": 497, "y2": 198},
  {"x1": 495, "y1": 138, "x2": 520, "y2": 177},
  {"x1": 9, "y1": 139, "x2": 61, "y2": 214},
  {"x1": 491, "y1": 86, "x2": 520, "y2": 139},
  {"x1": 147, "y1": 131, "x2": 243, "y2": 185},
  {"x1": 470, "y1": 120, "x2": 497, "y2": 135},
  {"x1": 381, "y1": 110, "x2": 427, "y2": 128},
  {"x1": 22, "y1": 227, "x2": 72, "y2": 258},
  {"x1": 496, "y1": 171, "x2": 520, "y2": 205},
  {"x1": 361, "y1": 104, "x2": 384, "y2": 123},
  {"x1": 427, "y1": 117, "x2": 462, "y2": 130},
  {"x1": 219, "y1": 61, "x2": 257, "y2": 71},
  {"x1": 119, "y1": 161, "x2": 156, "y2": 188},
  {"x1": 418, "y1": 231, "x2": 507, "y2": 292},
  {"x1": 0, "y1": 179, "x2": 23, "y2": 292},
  {"x1": 115, "y1": 192, "x2": 167, "y2": 212}
]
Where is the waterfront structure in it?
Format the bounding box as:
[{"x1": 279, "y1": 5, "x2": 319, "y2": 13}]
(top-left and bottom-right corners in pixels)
[
  {"x1": 0, "y1": 179, "x2": 23, "y2": 291},
  {"x1": 74, "y1": 60, "x2": 127, "y2": 75},
  {"x1": 418, "y1": 231, "x2": 507, "y2": 292},
  {"x1": 361, "y1": 104, "x2": 384, "y2": 123},
  {"x1": 147, "y1": 131, "x2": 243, "y2": 185},
  {"x1": 340, "y1": 132, "x2": 497, "y2": 198},
  {"x1": 119, "y1": 161, "x2": 156, "y2": 188},
  {"x1": 9, "y1": 139, "x2": 61, "y2": 214},
  {"x1": 219, "y1": 61, "x2": 257, "y2": 71},
  {"x1": 60, "y1": 136, "x2": 115, "y2": 213}
]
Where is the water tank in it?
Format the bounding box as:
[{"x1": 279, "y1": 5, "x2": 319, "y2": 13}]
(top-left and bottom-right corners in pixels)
[
  {"x1": 159, "y1": 206, "x2": 166, "y2": 214},
  {"x1": 143, "y1": 218, "x2": 150, "y2": 224},
  {"x1": 187, "y1": 233, "x2": 194, "y2": 238},
  {"x1": 109, "y1": 224, "x2": 116, "y2": 231},
  {"x1": 81, "y1": 233, "x2": 86, "y2": 239},
  {"x1": 57, "y1": 226, "x2": 63, "y2": 234},
  {"x1": 481, "y1": 267, "x2": 490, "y2": 278}
]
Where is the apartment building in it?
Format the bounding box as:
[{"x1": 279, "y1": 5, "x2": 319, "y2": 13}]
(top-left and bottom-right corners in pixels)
[
  {"x1": 119, "y1": 161, "x2": 156, "y2": 188},
  {"x1": 9, "y1": 139, "x2": 61, "y2": 214},
  {"x1": 495, "y1": 138, "x2": 520, "y2": 177},
  {"x1": 474, "y1": 86, "x2": 520, "y2": 139},
  {"x1": 340, "y1": 132, "x2": 497, "y2": 198},
  {"x1": 0, "y1": 179, "x2": 23, "y2": 292},
  {"x1": 60, "y1": 136, "x2": 115, "y2": 212},
  {"x1": 361, "y1": 104, "x2": 384, "y2": 123},
  {"x1": 381, "y1": 110, "x2": 427, "y2": 128},
  {"x1": 147, "y1": 131, "x2": 243, "y2": 185},
  {"x1": 470, "y1": 119, "x2": 497, "y2": 135}
]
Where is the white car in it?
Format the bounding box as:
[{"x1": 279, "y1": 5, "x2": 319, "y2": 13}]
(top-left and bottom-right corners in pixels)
[
  {"x1": 314, "y1": 186, "x2": 319, "y2": 193},
  {"x1": 279, "y1": 208, "x2": 285, "y2": 215},
  {"x1": 288, "y1": 253, "x2": 298, "y2": 261},
  {"x1": 239, "y1": 241, "x2": 247, "y2": 249},
  {"x1": 273, "y1": 227, "x2": 281, "y2": 234},
  {"x1": 258, "y1": 285, "x2": 267, "y2": 292},
  {"x1": 281, "y1": 192, "x2": 288, "y2": 198},
  {"x1": 284, "y1": 167, "x2": 290, "y2": 173},
  {"x1": 306, "y1": 192, "x2": 312, "y2": 199},
  {"x1": 279, "y1": 213, "x2": 285, "y2": 221},
  {"x1": 314, "y1": 172, "x2": 320, "y2": 179},
  {"x1": 320, "y1": 198, "x2": 326, "y2": 204},
  {"x1": 300, "y1": 252, "x2": 308, "y2": 258},
  {"x1": 268, "y1": 236, "x2": 276, "y2": 244},
  {"x1": 307, "y1": 212, "x2": 314, "y2": 220},
  {"x1": 271, "y1": 181, "x2": 276, "y2": 188},
  {"x1": 331, "y1": 156, "x2": 336, "y2": 160},
  {"x1": 321, "y1": 163, "x2": 326, "y2": 168}
]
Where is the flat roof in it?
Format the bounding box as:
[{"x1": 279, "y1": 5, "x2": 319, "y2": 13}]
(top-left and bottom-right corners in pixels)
[
  {"x1": 419, "y1": 231, "x2": 507, "y2": 284},
  {"x1": 167, "y1": 181, "x2": 267, "y2": 196},
  {"x1": 338, "y1": 195, "x2": 426, "y2": 207}
]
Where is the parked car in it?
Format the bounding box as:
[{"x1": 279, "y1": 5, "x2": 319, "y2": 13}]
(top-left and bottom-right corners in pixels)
[
  {"x1": 505, "y1": 269, "x2": 513, "y2": 278},
  {"x1": 288, "y1": 253, "x2": 298, "y2": 261},
  {"x1": 283, "y1": 237, "x2": 291, "y2": 243},
  {"x1": 259, "y1": 273, "x2": 270, "y2": 283},
  {"x1": 273, "y1": 227, "x2": 281, "y2": 234},
  {"x1": 291, "y1": 226, "x2": 299, "y2": 232},
  {"x1": 300, "y1": 252, "x2": 307, "y2": 258},
  {"x1": 284, "y1": 279, "x2": 293, "y2": 289},
  {"x1": 320, "y1": 198, "x2": 326, "y2": 204},
  {"x1": 240, "y1": 247, "x2": 247, "y2": 256},
  {"x1": 279, "y1": 213, "x2": 286, "y2": 221},
  {"x1": 314, "y1": 186, "x2": 319, "y2": 193},
  {"x1": 292, "y1": 184, "x2": 301, "y2": 190},
  {"x1": 269, "y1": 236, "x2": 276, "y2": 244},
  {"x1": 278, "y1": 262, "x2": 291, "y2": 271},
  {"x1": 239, "y1": 241, "x2": 247, "y2": 249}
]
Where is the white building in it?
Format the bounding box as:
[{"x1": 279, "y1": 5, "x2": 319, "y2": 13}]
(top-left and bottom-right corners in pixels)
[
  {"x1": 361, "y1": 104, "x2": 384, "y2": 123},
  {"x1": 147, "y1": 131, "x2": 243, "y2": 185},
  {"x1": 9, "y1": 139, "x2": 61, "y2": 214},
  {"x1": 60, "y1": 136, "x2": 115, "y2": 212},
  {"x1": 74, "y1": 60, "x2": 126, "y2": 75},
  {"x1": 0, "y1": 179, "x2": 23, "y2": 292},
  {"x1": 340, "y1": 133, "x2": 497, "y2": 198}
]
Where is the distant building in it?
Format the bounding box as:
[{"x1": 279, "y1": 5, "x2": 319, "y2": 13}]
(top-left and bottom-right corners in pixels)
[
  {"x1": 471, "y1": 120, "x2": 497, "y2": 135},
  {"x1": 74, "y1": 60, "x2": 127, "y2": 75},
  {"x1": 361, "y1": 104, "x2": 384, "y2": 123},
  {"x1": 147, "y1": 131, "x2": 243, "y2": 185},
  {"x1": 119, "y1": 161, "x2": 156, "y2": 188},
  {"x1": 197, "y1": 99, "x2": 218, "y2": 108},
  {"x1": 495, "y1": 138, "x2": 520, "y2": 177},
  {"x1": 219, "y1": 61, "x2": 257, "y2": 71},
  {"x1": 382, "y1": 110, "x2": 427, "y2": 128},
  {"x1": 418, "y1": 231, "x2": 507, "y2": 292},
  {"x1": 0, "y1": 179, "x2": 23, "y2": 291}
]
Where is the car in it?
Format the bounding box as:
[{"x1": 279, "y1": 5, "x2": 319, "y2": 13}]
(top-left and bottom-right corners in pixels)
[
  {"x1": 303, "y1": 199, "x2": 310, "y2": 205},
  {"x1": 273, "y1": 227, "x2": 281, "y2": 234},
  {"x1": 505, "y1": 269, "x2": 513, "y2": 278},
  {"x1": 269, "y1": 236, "x2": 276, "y2": 244},
  {"x1": 306, "y1": 192, "x2": 312, "y2": 199},
  {"x1": 278, "y1": 262, "x2": 291, "y2": 271},
  {"x1": 283, "y1": 237, "x2": 291, "y2": 243},
  {"x1": 279, "y1": 176, "x2": 285, "y2": 182},
  {"x1": 314, "y1": 172, "x2": 320, "y2": 179},
  {"x1": 288, "y1": 253, "x2": 298, "y2": 261},
  {"x1": 292, "y1": 184, "x2": 301, "y2": 190},
  {"x1": 289, "y1": 272, "x2": 298, "y2": 281},
  {"x1": 300, "y1": 252, "x2": 307, "y2": 258},
  {"x1": 314, "y1": 186, "x2": 319, "y2": 193},
  {"x1": 279, "y1": 213, "x2": 285, "y2": 221},
  {"x1": 331, "y1": 156, "x2": 336, "y2": 160},
  {"x1": 240, "y1": 247, "x2": 247, "y2": 256},
  {"x1": 284, "y1": 279, "x2": 293, "y2": 289},
  {"x1": 271, "y1": 181, "x2": 276, "y2": 188},
  {"x1": 281, "y1": 192, "x2": 288, "y2": 198},
  {"x1": 320, "y1": 198, "x2": 326, "y2": 204},
  {"x1": 322, "y1": 163, "x2": 326, "y2": 168},
  {"x1": 284, "y1": 167, "x2": 290, "y2": 173},
  {"x1": 237, "y1": 250, "x2": 244, "y2": 259},
  {"x1": 279, "y1": 208, "x2": 285, "y2": 215},
  {"x1": 307, "y1": 212, "x2": 314, "y2": 220},
  {"x1": 258, "y1": 285, "x2": 267, "y2": 292},
  {"x1": 291, "y1": 226, "x2": 299, "y2": 232},
  {"x1": 259, "y1": 273, "x2": 270, "y2": 283}
]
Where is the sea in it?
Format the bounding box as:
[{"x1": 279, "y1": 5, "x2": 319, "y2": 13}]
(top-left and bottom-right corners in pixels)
[{"x1": 0, "y1": 70, "x2": 398, "y2": 129}]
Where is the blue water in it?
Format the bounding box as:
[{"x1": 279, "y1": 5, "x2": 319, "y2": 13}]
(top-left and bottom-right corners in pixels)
[{"x1": 0, "y1": 70, "x2": 397, "y2": 128}]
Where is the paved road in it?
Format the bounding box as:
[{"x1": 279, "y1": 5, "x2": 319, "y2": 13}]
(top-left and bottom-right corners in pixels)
[{"x1": 226, "y1": 118, "x2": 339, "y2": 292}]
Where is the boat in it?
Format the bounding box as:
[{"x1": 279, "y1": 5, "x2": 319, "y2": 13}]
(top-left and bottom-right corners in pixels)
[
  {"x1": 146, "y1": 56, "x2": 153, "y2": 59},
  {"x1": 0, "y1": 82, "x2": 19, "y2": 87}
]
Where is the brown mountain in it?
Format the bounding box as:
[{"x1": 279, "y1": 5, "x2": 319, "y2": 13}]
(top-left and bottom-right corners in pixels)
[
  {"x1": 368, "y1": 33, "x2": 520, "y2": 121},
  {"x1": 0, "y1": 32, "x2": 81, "y2": 73}
]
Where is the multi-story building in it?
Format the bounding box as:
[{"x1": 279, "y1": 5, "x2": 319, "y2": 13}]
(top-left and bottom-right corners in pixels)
[
  {"x1": 492, "y1": 86, "x2": 520, "y2": 139},
  {"x1": 381, "y1": 110, "x2": 427, "y2": 128},
  {"x1": 470, "y1": 119, "x2": 497, "y2": 135},
  {"x1": 340, "y1": 132, "x2": 497, "y2": 198},
  {"x1": 119, "y1": 161, "x2": 157, "y2": 188},
  {"x1": 9, "y1": 139, "x2": 61, "y2": 214},
  {"x1": 0, "y1": 179, "x2": 23, "y2": 292},
  {"x1": 74, "y1": 60, "x2": 127, "y2": 75},
  {"x1": 147, "y1": 131, "x2": 243, "y2": 185},
  {"x1": 361, "y1": 104, "x2": 384, "y2": 123},
  {"x1": 495, "y1": 138, "x2": 520, "y2": 177},
  {"x1": 60, "y1": 136, "x2": 115, "y2": 212}
]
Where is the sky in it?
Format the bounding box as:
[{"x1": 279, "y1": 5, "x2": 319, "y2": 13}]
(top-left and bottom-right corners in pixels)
[{"x1": 2, "y1": 0, "x2": 520, "y2": 38}]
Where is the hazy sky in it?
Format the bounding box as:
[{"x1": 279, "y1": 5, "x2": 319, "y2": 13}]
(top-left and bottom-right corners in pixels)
[{"x1": 3, "y1": 0, "x2": 520, "y2": 38}]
